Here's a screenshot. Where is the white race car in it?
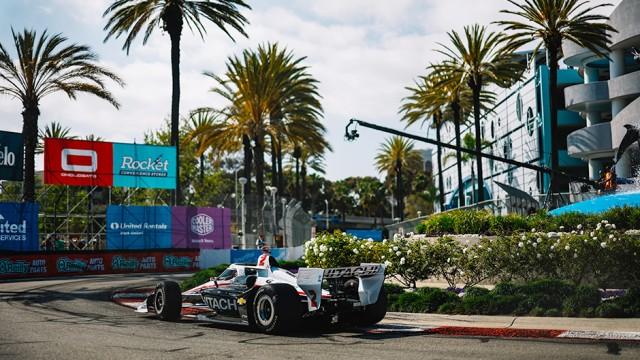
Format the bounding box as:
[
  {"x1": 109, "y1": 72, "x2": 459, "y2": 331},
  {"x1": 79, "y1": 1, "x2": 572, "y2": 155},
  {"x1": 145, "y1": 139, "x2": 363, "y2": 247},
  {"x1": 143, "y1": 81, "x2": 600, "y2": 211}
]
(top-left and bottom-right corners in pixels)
[{"x1": 138, "y1": 262, "x2": 387, "y2": 334}]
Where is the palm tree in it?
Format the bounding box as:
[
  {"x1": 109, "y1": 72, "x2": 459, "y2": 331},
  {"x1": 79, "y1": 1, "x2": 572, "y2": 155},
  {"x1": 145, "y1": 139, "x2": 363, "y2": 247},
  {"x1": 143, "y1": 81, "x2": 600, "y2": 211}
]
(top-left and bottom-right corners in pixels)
[
  {"x1": 495, "y1": 0, "x2": 614, "y2": 196},
  {"x1": 0, "y1": 29, "x2": 123, "y2": 202},
  {"x1": 374, "y1": 136, "x2": 422, "y2": 221},
  {"x1": 434, "y1": 24, "x2": 524, "y2": 205},
  {"x1": 204, "y1": 43, "x2": 325, "y2": 225},
  {"x1": 36, "y1": 122, "x2": 77, "y2": 154},
  {"x1": 103, "y1": 0, "x2": 250, "y2": 205},
  {"x1": 401, "y1": 73, "x2": 449, "y2": 211},
  {"x1": 184, "y1": 108, "x2": 222, "y2": 184}
]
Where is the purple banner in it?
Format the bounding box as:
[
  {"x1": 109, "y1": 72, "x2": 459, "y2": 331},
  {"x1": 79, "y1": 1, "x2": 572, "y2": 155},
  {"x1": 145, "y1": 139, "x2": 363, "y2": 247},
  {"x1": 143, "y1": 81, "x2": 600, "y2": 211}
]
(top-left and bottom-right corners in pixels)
[{"x1": 171, "y1": 207, "x2": 231, "y2": 249}]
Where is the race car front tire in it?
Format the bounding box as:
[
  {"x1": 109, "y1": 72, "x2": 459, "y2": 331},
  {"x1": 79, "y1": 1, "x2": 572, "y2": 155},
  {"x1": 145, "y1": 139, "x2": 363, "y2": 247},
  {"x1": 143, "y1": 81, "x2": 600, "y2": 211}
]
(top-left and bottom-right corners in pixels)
[
  {"x1": 154, "y1": 281, "x2": 182, "y2": 321},
  {"x1": 252, "y1": 284, "x2": 301, "y2": 334},
  {"x1": 354, "y1": 286, "x2": 387, "y2": 326}
]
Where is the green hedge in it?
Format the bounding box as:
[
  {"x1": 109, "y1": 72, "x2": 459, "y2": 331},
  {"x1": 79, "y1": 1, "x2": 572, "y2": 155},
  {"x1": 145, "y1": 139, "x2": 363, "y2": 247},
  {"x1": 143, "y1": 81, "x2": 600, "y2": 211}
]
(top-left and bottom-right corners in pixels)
[
  {"x1": 180, "y1": 263, "x2": 229, "y2": 291},
  {"x1": 386, "y1": 281, "x2": 640, "y2": 318},
  {"x1": 416, "y1": 207, "x2": 640, "y2": 236}
]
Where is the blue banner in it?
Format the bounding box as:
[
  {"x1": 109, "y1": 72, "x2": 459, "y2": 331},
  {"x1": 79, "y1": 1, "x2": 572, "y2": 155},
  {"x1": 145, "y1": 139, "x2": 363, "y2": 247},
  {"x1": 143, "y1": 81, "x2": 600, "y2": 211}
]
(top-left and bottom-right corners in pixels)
[
  {"x1": 345, "y1": 229, "x2": 383, "y2": 241},
  {"x1": 230, "y1": 248, "x2": 286, "y2": 264},
  {"x1": 0, "y1": 202, "x2": 39, "y2": 252},
  {"x1": 106, "y1": 205, "x2": 172, "y2": 250},
  {"x1": 0, "y1": 131, "x2": 24, "y2": 181},
  {"x1": 112, "y1": 143, "x2": 176, "y2": 189}
]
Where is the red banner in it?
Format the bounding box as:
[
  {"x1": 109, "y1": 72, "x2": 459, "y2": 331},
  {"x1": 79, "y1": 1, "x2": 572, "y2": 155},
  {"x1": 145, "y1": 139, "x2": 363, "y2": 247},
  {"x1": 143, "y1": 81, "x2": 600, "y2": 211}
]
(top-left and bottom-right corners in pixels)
[
  {"x1": 0, "y1": 250, "x2": 199, "y2": 279},
  {"x1": 44, "y1": 138, "x2": 113, "y2": 186}
]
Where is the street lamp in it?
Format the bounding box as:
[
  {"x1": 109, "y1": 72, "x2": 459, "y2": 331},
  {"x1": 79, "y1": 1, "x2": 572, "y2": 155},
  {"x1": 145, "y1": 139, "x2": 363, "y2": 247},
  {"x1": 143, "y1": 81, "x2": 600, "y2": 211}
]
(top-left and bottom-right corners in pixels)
[
  {"x1": 324, "y1": 199, "x2": 329, "y2": 231},
  {"x1": 238, "y1": 176, "x2": 247, "y2": 249},
  {"x1": 281, "y1": 198, "x2": 287, "y2": 248},
  {"x1": 269, "y1": 186, "x2": 278, "y2": 246},
  {"x1": 387, "y1": 195, "x2": 396, "y2": 221}
]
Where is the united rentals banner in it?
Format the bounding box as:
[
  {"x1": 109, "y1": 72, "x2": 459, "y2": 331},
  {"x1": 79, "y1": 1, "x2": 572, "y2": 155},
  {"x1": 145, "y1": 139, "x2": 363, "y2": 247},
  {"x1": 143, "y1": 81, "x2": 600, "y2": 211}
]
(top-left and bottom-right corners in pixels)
[
  {"x1": 0, "y1": 202, "x2": 39, "y2": 252},
  {"x1": 106, "y1": 205, "x2": 232, "y2": 250},
  {"x1": 0, "y1": 130, "x2": 24, "y2": 181},
  {"x1": 44, "y1": 138, "x2": 176, "y2": 189},
  {"x1": 106, "y1": 205, "x2": 173, "y2": 250}
]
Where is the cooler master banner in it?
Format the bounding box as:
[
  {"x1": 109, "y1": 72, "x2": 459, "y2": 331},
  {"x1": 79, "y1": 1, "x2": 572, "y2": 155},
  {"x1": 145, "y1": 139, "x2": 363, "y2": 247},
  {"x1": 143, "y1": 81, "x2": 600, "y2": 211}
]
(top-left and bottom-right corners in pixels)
[
  {"x1": 171, "y1": 206, "x2": 231, "y2": 249},
  {"x1": 0, "y1": 202, "x2": 39, "y2": 252},
  {"x1": 44, "y1": 138, "x2": 176, "y2": 189},
  {"x1": 106, "y1": 205, "x2": 232, "y2": 250},
  {"x1": 0, "y1": 130, "x2": 24, "y2": 181}
]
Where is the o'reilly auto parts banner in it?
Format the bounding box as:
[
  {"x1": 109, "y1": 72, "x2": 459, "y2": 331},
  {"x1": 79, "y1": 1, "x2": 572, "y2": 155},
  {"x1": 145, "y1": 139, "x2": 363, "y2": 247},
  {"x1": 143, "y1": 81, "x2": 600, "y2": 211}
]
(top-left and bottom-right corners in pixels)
[
  {"x1": 0, "y1": 202, "x2": 39, "y2": 252},
  {"x1": 106, "y1": 205, "x2": 232, "y2": 250},
  {"x1": 0, "y1": 130, "x2": 24, "y2": 181},
  {"x1": 0, "y1": 250, "x2": 199, "y2": 279},
  {"x1": 44, "y1": 138, "x2": 176, "y2": 189}
]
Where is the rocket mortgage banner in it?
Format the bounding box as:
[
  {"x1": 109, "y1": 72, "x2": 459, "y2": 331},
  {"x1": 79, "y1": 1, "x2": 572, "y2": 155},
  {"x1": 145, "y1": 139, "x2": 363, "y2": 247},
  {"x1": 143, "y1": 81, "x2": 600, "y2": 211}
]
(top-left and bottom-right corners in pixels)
[
  {"x1": 44, "y1": 138, "x2": 176, "y2": 189},
  {"x1": 0, "y1": 130, "x2": 24, "y2": 181}
]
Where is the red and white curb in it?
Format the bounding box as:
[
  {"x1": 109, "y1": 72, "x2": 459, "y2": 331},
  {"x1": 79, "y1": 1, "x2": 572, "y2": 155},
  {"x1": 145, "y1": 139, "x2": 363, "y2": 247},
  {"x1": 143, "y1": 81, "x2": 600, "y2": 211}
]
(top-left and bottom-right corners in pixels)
[
  {"x1": 368, "y1": 324, "x2": 640, "y2": 342},
  {"x1": 111, "y1": 289, "x2": 640, "y2": 342}
]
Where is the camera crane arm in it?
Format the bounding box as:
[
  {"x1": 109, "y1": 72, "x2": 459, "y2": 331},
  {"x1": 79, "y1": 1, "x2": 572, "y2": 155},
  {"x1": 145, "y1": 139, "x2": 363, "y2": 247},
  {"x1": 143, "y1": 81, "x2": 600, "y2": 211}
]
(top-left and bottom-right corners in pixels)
[{"x1": 344, "y1": 118, "x2": 599, "y2": 188}]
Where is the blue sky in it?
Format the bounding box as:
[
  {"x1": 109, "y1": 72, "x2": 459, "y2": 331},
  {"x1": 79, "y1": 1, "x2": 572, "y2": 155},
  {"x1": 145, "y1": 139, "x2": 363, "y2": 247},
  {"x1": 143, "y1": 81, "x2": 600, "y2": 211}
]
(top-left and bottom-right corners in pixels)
[{"x1": 0, "y1": 0, "x2": 620, "y2": 180}]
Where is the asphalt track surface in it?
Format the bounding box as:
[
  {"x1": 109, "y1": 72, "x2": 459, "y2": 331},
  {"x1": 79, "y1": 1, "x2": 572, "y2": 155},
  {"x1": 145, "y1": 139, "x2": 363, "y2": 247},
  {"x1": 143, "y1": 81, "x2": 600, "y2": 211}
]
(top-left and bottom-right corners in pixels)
[{"x1": 1, "y1": 274, "x2": 639, "y2": 360}]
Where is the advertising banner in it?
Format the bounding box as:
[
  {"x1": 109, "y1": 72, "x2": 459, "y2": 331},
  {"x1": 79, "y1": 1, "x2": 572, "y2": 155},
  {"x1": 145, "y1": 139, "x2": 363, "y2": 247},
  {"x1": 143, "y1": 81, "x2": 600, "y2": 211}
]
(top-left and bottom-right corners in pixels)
[
  {"x1": 106, "y1": 205, "x2": 172, "y2": 250},
  {"x1": 44, "y1": 138, "x2": 176, "y2": 189},
  {"x1": 0, "y1": 202, "x2": 39, "y2": 252},
  {"x1": 171, "y1": 207, "x2": 231, "y2": 249},
  {"x1": 44, "y1": 138, "x2": 113, "y2": 186},
  {"x1": 0, "y1": 130, "x2": 24, "y2": 181},
  {"x1": 112, "y1": 143, "x2": 176, "y2": 189},
  {"x1": 0, "y1": 250, "x2": 199, "y2": 279}
]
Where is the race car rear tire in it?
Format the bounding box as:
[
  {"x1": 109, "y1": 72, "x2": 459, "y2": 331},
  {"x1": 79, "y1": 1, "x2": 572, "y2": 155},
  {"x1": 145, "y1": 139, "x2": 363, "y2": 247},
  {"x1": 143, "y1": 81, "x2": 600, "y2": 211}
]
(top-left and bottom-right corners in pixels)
[
  {"x1": 354, "y1": 286, "x2": 387, "y2": 326},
  {"x1": 154, "y1": 281, "x2": 182, "y2": 321},
  {"x1": 252, "y1": 284, "x2": 301, "y2": 334}
]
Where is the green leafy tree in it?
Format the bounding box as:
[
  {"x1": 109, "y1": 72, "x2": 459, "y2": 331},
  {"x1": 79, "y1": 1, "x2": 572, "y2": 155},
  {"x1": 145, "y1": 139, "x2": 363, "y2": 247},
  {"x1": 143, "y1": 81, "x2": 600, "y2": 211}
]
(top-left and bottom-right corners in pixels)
[
  {"x1": 103, "y1": 0, "x2": 250, "y2": 205},
  {"x1": 434, "y1": 24, "x2": 524, "y2": 204},
  {"x1": 375, "y1": 136, "x2": 422, "y2": 220},
  {"x1": 205, "y1": 43, "x2": 326, "y2": 227},
  {"x1": 0, "y1": 29, "x2": 123, "y2": 202},
  {"x1": 495, "y1": 0, "x2": 615, "y2": 195}
]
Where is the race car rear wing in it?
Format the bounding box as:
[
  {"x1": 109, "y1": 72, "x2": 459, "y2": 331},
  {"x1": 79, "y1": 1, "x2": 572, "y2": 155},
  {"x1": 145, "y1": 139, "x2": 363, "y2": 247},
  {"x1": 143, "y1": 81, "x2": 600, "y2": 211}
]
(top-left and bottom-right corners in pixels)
[{"x1": 297, "y1": 263, "x2": 385, "y2": 312}]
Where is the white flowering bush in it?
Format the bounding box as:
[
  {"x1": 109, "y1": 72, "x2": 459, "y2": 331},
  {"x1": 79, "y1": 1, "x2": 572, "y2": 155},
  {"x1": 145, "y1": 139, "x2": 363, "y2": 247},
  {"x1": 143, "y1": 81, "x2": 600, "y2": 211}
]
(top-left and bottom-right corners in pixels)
[
  {"x1": 385, "y1": 233, "x2": 438, "y2": 288},
  {"x1": 303, "y1": 231, "x2": 385, "y2": 269}
]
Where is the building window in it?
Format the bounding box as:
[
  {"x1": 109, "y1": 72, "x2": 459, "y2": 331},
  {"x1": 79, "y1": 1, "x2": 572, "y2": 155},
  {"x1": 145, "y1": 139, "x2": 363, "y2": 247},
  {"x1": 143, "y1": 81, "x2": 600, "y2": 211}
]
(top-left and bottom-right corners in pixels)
[
  {"x1": 490, "y1": 121, "x2": 495, "y2": 138},
  {"x1": 503, "y1": 137, "x2": 513, "y2": 159},
  {"x1": 526, "y1": 107, "x2": 535, "y2": 136}
]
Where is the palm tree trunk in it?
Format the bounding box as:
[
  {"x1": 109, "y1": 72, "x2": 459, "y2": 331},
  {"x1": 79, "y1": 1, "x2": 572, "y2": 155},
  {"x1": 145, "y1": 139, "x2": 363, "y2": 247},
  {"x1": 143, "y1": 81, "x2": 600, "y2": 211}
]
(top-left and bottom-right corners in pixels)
[
  {"x1": 472, "y1": 85, "x2": 485, "y2": 205},
  {"x1": 548, "y1": 46, "x2": 559, "y2": 199},
  {"x1": 167, "y1": 8, "x2": 183, "y2": 206},
  {"x1": 254, "y1": 135, "x2": 265, "y2": 232},
  {"x1": 242, "y1": 135, "x2": 253, "y2": 230},
  {"x1": 452, "y1": 102, "x2": 465, "y2": 207},
  {"x1": 395, "y1": 159, "x2": 404, "y2": 221},
  {"x1": 21, "y1": 104, "x2": 39, "y2": 202},
  {"x1": 295, "y1": 156, "x2": 300, "y2": 200},
  {"x1": 270, "y1": 135, "x2": 277, "y2": 187},
  {"x1": 199, "y1": 154, "x2": 205, "y2": 184},
  {"x1": 301, "y1": 161, "x2": 307, "y2": 209},
  {"x1": 434, "y1": 116, "x2": 446, "y2": 211},
  {"x1": 276, "y1": 140, "x2": 284, "y2": 195}
]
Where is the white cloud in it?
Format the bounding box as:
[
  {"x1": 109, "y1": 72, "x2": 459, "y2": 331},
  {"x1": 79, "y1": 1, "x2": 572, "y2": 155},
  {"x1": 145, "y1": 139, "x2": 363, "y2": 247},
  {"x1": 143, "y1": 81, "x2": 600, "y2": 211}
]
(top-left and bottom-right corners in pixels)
[{"x1": 0, "y1": 0, "x2": 623, "y2": 182}]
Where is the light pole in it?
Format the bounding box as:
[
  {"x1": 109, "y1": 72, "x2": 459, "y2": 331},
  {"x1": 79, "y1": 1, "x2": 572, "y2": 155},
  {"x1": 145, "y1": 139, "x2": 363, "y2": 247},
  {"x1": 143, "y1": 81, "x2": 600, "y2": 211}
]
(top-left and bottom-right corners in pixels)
[
  {"x1": 281, "y1": 198, "x2": 287, "y2": 248},
  {"x1": 269, "y1": 186, "x2": 278, "y2": 246},
  {"x1": 238, "y1": 177, "x2": 247, "y2": 249},
  {"x1": 324, "y1": 199, "x2": 329, "y2": 231},
  {"x1": 387, "y1": 195, "x2": 396, "y2": 221}
]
